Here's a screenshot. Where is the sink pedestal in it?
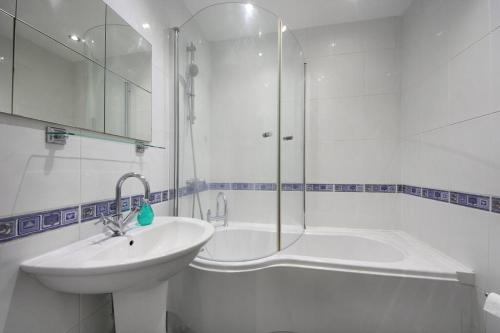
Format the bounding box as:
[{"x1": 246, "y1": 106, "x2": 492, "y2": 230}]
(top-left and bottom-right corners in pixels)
[{"x1": 113, "y1": 282, "x2": 168, "y2": 333}]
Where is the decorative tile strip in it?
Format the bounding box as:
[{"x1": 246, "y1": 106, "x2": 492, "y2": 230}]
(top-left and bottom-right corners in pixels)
[
  {"x1": 231, "y1": 183, "x2": 255, "y2": 191},
  {"x1": 149, "y1": 192, "x2": 163, "y2": 204},
  {"x1": 397, "y1": 184, "x2": 405, "y2": 193},
  {"x1": 162, "y1": 191, "x2": 169, "y2": 202},
  {"x1": 255, "y1": 183, "x2": 277, "y2": 191},
  {"x1": 365, "y1": 184, "x2": 397, "y2": 193},
  {"x1": 307, "y1": 184, "x2": 334, "y2": 192},
  {"x1": 492, "y1": 197, "x2": 500, "y2": 214},
  {"x1": 0, "y1": 218, "x2": 16, "y2": 241},
  {"x1": 404, "y1": 185, "x2": 422, "y2": 197},
  {"x1": 209, "y1": 182, "x2": 231, "y2": 190},
  {"x1": 422, "y1": 188, "x2": 450, "y2": 203},
  {"x1": 282, "y1": 183, "x2": 304, "y2": 191},
  {"x1": 131, "y1": 195, "x2": 144, "y2": 209},
  {"x1": 450, "y1": 192, "x2": 490, "y2": 211},
  {"x1": 335, "y1": 184, "x2": 364, "y2": 192}
]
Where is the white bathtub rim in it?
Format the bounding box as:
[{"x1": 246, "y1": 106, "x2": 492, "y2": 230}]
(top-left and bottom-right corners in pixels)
[{"x1": 191, "y1": 226, "x2": 474, "y2": 285}]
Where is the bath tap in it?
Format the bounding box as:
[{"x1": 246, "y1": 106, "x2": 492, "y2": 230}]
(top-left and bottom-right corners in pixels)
[
  {"x1": 207, "y1": 192, "x2": 228, "y2": 226},
  {"x1": 95, "y1": 172, "x2": 151, "y2": 236}
]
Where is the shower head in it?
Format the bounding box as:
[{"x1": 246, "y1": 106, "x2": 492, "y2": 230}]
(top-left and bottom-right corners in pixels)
[{"x1": 187, "y1": 63, "x2": 199, "y2": 78}]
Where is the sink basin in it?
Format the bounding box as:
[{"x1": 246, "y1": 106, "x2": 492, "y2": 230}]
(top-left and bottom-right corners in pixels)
[{"x1": 21, "y1": 216, "x2": 214, "y2": 333}]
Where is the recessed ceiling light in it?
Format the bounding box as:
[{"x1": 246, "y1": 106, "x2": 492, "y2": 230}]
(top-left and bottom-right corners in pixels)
[
  {"x1": 69, "y1": 34, "x2": 80, "y2": 42},
  {"x1": 258, "y1": 52, "x2": 263, "y2": 57},
  {"x1": 245, "y1": 3, "x2": 254, "y2": 13},
  {"x1": 142, "y1": 22, "x2": 150, "y2": 29}
]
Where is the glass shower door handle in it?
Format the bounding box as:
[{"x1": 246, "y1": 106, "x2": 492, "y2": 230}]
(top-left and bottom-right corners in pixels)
[{"x1": 282, "y1": 135, "x2": 294, "y2": 141}]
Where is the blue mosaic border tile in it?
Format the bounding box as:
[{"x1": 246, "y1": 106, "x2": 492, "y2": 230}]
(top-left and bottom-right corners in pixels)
[
  {"x1": 336, "y1": 184, "x2": 364, "y2": 192},
  {"x1": 2, "y1": 181, "x2": 498, "y2": 243},
  {"x1": 365, "y1": 184, "x2": 397, "y2": 193},
  {"x1": 0, "y1": 189, "x2": 169, "y2": 243},
  {"x1": 450, "y1": 192, "x2": 490, "y2": 211},
  {"x1": 282, "y1": 183, "x2": 304, "y2": 191},
  {"x1": 492, "y1": 197, "x2": 500, "y2": 213},
  {"x1": 307, "y1": 184, "x2": 334, "y2": 192},
  {"x1": 404, "y1": 185, "x2": 422, "y2": 197},
  {"x1": 422, "y1": 188, "x2": 449, "y2": 203}
]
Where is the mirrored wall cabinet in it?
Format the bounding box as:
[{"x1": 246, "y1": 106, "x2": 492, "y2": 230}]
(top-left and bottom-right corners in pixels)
[{"x1": 0, "y1": 0, "x2": 153, "y2": 143}]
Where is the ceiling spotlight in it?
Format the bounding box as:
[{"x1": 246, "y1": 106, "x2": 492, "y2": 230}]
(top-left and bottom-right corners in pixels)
[
  {"x1": 245, "y1": 3, "x2": 254, "y2": 13},
  {"x1": 258, "y1": 52, "x2": 263, "y2": 57},
  {"x1": 69, "y1": 34, "x2": 81, "y2": 42},
  {"x1": 142, "y1": 22, "x2": 151, "y2": 29}
]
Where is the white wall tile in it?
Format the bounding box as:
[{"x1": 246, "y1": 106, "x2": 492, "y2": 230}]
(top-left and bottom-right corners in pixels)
[
  {"x1": 308, "y1": 53, "x2": 364, "y2": 99},
  {"x1": 446, "y1": 0, "x2": 491, "y2": 59},
  {"x1": 306, "y1": 192, "x2": 400, "y2": 229},
  {"x1": 492, "y1": 0, "x2": 500, "y2": 30},
  {"x1": 448, "y1": 35, "x2": 492, "y2": 124},
  {"x1": 0, "y1": 225, "x2": 80, "y2": 332},
  {"x1": 307, "y1": 139, "x2": 400, "y2": 184},
  {"x1": 363, "y1": 49, "x2": 400, "y2": 95}
]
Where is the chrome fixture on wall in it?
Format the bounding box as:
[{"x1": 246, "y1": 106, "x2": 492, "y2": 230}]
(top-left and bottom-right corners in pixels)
[{"x1": 207, "y1": 192, "x2": 228, "y2": 227}]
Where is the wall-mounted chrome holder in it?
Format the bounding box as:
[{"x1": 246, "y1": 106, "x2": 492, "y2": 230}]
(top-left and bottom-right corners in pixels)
[
  {"x1": 46, "y1": 126, "x2": 68, "y2": 145},
  {"x1": 136, "y1": 142, "x2": 146, "y2": 154}
]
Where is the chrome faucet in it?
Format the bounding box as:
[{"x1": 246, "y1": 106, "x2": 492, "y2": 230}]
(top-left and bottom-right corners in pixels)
[
  {"x1": 207, "y1": 192, "x2": 228, "y2": 226},
  {"x1": 96, "y1": 172, "x2": 151, "y2": 236}
]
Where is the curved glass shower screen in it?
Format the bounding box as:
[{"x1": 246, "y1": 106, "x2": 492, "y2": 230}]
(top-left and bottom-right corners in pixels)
[{"x1": 174, "y1": 3, "x2": 305, "y2": 261}]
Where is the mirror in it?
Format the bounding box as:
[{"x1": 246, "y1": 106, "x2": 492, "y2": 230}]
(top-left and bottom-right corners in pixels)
[
  {"x1": 4, "y1": 0, "x2": 152, "y2": 141},
  {"x1": 13, "y1": 20, "x2": 105, "y2": 131},
  {"x1": 106, "y1": 7, "x2": 152, "y2": 91},
  {"x1": 105, "y1": 70, "x2": 152, "y2": 140},
  {"x1": 0, "y1": 10, "x2": 13, "y2": 114},
  {"x1": 105, "y1": 7, "x2": 152, "y2": 141},
  {"x1": 16, "y1": 0, "x2": 106, "y2": 64}
]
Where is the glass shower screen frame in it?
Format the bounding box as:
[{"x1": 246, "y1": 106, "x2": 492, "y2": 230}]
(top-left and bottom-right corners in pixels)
[{"x1": 173, "y1": 3, "x2": 305, "y2": 261}]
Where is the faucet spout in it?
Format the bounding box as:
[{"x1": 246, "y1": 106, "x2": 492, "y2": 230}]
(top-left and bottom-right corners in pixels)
[{"x1": 114, "y1": 172, "x2": 151, "y2": 234}]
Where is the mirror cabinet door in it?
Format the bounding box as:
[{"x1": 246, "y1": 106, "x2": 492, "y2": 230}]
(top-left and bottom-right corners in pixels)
[
  {"x1": 105, "y1": 70, "x2": 152, "y2": 141},
  {"x1": 16, "y1": 0, "x2": 105, "y2": 64},
  {"x1": 105, "y1": 7, "x2": 152, "y2": 141},
  {"x1": 0, "y1": 9, "x2": 13, "y2": 114},
  {"x1": 13, "y1": 21, "x2": 105, "y2": 131},
  {"x1": 106, "y1": 7, "x2": 152, "y2": 92},
  {"x1": 1, "y1": 0, "x2": 152, "y2": 141}
]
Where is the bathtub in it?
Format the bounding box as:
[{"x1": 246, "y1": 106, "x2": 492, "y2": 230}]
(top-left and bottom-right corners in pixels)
[{"x1": 167, "y1": 224, "x2": 476, "y2": 333}]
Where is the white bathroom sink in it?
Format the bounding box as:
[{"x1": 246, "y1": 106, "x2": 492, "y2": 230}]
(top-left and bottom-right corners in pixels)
[
  {"x1": 21, "y1": 216, "x2": 214, "y2": 294},
  {"x1": 20, "y1": 216, "x2": 213, "y2": 333}
]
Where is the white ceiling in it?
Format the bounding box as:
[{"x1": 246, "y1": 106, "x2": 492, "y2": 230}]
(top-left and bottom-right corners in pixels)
[{"x1": 182, "y1": 0, "x2": 414, "y2": 30}]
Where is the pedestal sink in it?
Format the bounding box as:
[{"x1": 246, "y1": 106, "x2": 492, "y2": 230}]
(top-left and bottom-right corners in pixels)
[{"x1": 21, "y1": 216, "x2": 214, "y2": 333}]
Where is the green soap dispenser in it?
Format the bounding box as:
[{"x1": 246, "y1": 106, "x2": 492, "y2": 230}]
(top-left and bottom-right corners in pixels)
[{"x1": 137, "y1": 200, "x2": 154, "y2": 226}]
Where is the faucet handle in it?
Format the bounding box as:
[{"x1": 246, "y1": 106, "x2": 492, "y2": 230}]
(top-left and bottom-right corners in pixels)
[
  {"x1": 95, "y1": 214, "x2": 121, "y2": 235},
  {"x1": 95, "y1": 214, "x2": 120, "y2": 227}
]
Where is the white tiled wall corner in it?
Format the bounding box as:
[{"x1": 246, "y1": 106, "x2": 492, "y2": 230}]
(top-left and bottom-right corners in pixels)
[{"x1": 400, "y1": 2, "x2": 500, "y2": 332}]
